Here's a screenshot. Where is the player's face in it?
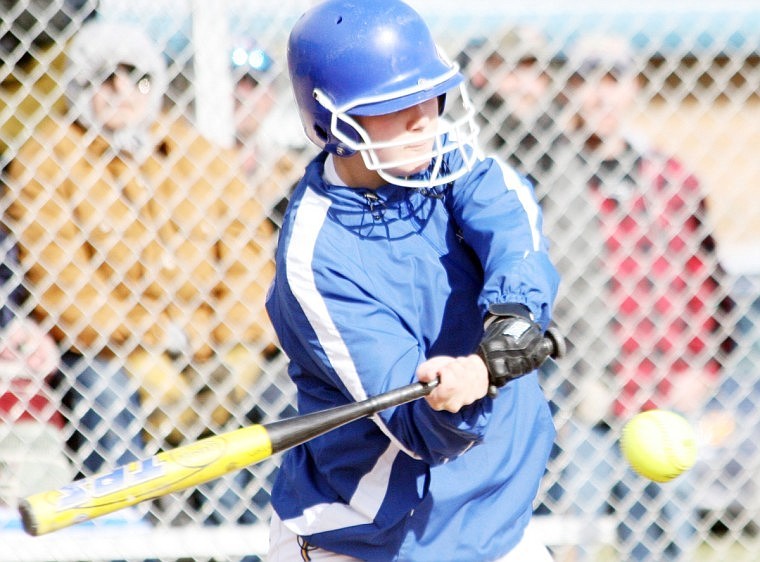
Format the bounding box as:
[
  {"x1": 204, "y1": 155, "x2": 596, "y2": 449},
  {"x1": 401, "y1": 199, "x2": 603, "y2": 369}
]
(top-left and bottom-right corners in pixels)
[
  {"x1": 355, "y1": 97, "x2": 439, "y2": 176},
  {"x1": 91, "y1": 63, "x2": 152, "y2": 131}
]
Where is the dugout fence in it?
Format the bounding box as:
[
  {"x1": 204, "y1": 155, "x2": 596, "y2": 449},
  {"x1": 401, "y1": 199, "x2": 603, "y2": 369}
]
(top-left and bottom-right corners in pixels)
[{"x1": 1, "y1": 1, "x2": 758, "y2": 560}]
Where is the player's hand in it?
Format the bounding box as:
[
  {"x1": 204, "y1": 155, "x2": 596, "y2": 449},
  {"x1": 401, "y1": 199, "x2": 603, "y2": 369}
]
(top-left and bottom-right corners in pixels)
[
  {"x1": 416, "y1": 354, "x2": 489, "y2": 412},
  {"x1": 478, "y1": 305, "x2": 550, "y2": 392}
]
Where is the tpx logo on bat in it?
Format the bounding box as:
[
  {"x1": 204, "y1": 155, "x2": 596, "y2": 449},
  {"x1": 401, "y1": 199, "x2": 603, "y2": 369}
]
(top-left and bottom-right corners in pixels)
[{"x1": 56, "y1": 439, "x2": 228, "y2": 510}]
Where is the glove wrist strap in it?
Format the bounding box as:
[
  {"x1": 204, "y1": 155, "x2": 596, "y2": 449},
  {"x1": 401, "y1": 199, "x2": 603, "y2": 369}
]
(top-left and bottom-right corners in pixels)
[{"x1": 484, "y1": 303, "x2": 533, "y2": 328}]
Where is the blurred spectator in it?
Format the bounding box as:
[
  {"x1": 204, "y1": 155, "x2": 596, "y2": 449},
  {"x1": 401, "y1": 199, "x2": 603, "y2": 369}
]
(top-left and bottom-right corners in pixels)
[
  {"x1": 541, "y1": 35, "x2": 733, "y2": 561},
  {"x1": 1, "y1": 0, "x2": 98, "y2": 168},
  {"x1": 4, "y1": 19, "x2": 278, "y2": 519},
  {"x1": 4, "y1": 19, "x2": 158, "y2": 478},
  {"x1": 0, "y1": 223, "x2": 72, "y2": 505},
  {"x1": 230, "y1": 39, "x2": 306, "y2": 227},
  {"x1": 0, "y1": 0, "x2": 93, "y2": 524},
  {"x1": 457, "y1": 26, "x2": 562, "y2": 188},
  {"x1": 217, "y1": 38, "x2": 301, "y2": 535},
  {"x1": 231, "y1": 40, "x2": 277, "y2": 176}
]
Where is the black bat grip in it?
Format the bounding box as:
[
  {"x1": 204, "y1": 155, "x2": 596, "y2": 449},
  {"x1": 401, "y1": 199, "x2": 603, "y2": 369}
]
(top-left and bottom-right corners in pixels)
[{"x1": 265, "y1": 379, "x2": 440, "y2": 454}]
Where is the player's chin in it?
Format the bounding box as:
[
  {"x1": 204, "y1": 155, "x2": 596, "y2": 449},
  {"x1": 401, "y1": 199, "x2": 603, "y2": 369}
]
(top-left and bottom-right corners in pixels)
[{"x1": 388, "y1": 158, "x2": 432, "y2": 178}]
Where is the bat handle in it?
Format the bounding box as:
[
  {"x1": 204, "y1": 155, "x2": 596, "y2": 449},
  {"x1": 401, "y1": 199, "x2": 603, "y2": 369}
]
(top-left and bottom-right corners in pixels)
[
  {"x1": 543, "y1": 325, "x2": 567, "y2": 360},
  {"x1": 420, "y1": 379, "x2": 439, "y2": 392}
]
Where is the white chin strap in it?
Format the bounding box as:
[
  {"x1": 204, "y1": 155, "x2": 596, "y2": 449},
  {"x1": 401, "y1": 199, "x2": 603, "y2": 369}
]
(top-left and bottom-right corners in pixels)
[{"x1": 321, "y1": 84, "x2": 484, "y2": 189}]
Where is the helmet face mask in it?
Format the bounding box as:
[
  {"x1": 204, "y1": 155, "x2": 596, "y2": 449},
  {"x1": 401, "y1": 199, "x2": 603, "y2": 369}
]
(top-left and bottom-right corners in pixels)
[
  {"x1": 288, "y1": 0, "x2": 483, "y2": 188},
  {"x1": 314, "y1": 82, "x2": 482, "y2": 188}
]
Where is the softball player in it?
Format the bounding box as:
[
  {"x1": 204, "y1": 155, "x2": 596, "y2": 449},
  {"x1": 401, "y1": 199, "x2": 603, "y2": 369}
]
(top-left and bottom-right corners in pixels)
[{"x1": 265, "y1": 1, "x2": 560, "y2": 560}]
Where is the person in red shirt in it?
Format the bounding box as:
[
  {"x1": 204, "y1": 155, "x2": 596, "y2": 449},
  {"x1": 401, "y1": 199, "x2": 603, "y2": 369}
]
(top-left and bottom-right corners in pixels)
[{"x1": 541, "y1": 35, "x2": 731, "y2": 561}]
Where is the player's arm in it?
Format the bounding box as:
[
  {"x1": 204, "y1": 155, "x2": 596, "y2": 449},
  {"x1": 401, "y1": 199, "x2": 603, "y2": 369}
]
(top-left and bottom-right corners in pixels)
[
  {"x1": 448, "y1": 159, "x2": 560, "y2": 329},
  {"x1": 443, "y1": 159, "x2": 561, "y2": 393},
  {"x1": 270, "y1": 262, "x2": 489, "y2": 465},
  {"x1": 324, "y1": 295, "x2": 489, "y2": 463}
]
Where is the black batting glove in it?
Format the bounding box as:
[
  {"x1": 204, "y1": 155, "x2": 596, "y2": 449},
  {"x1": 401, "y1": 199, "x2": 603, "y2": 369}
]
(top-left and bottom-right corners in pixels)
[{"x1": 477, "y1": 303, "x2": 551, "y2": 395}]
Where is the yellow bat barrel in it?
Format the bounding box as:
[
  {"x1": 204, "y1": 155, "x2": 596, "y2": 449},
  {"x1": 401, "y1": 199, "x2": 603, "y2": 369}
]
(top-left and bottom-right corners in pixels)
[
  {"x1": 18, "y1": 378, "x2": 449, "y2": 536},
  {"x1": 19, "y1": 424, "x2": 272, "y2": 536}
]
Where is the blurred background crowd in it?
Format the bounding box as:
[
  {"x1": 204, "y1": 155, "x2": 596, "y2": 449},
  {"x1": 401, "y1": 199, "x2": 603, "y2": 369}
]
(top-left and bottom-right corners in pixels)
[{"x1": 0, "y1": 1, "x2": 758, "y2": 561}]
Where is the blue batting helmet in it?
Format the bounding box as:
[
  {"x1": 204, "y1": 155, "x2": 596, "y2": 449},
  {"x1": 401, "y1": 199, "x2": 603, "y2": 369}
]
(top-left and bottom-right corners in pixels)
[{"x1": 287, "y1": 0, "x2": 480, "y2": 187}]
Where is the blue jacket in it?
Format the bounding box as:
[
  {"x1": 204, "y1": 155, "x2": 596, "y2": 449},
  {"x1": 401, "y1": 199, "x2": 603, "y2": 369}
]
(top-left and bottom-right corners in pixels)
[{"x1": 266, "y1": 149, "x2": 560, "y2": 562}]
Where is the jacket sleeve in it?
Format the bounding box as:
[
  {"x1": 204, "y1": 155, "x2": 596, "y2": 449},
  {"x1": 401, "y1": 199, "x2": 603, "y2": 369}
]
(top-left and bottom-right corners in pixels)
[
  {"x1": 269, "y1": 241, "x2": 489, "y2": 466},
  {"x1": 448, "y1": 157, "x2": 560, "y2": 329}
]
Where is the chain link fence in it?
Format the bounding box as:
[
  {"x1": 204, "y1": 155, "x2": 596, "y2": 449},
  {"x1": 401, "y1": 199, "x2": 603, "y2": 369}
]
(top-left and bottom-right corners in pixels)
[{"x1": 1, "y1": 1, "x2": 758, "y2": 560}]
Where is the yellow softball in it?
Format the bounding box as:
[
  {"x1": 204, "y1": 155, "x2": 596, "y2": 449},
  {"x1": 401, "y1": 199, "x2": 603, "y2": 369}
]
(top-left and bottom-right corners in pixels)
[{"x1": 620, "y1": 409, "x2": 698, "y2": 483}]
